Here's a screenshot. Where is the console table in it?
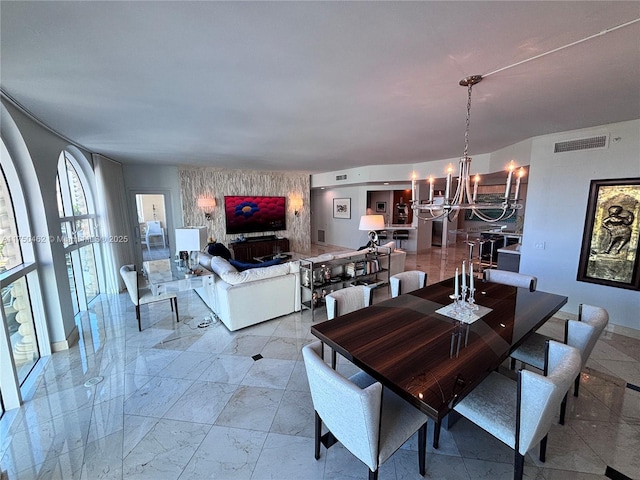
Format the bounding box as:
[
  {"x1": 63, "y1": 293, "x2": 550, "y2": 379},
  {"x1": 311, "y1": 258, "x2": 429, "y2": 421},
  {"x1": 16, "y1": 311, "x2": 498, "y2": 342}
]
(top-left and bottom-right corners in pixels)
[{"x1": 229, "y1": 237, "x2": 290, "y2": 262}]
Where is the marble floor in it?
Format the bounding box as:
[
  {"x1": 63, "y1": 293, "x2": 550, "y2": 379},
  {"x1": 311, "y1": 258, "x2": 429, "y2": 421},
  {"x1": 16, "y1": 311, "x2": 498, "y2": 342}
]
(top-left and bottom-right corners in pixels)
[{"x1": 1, "y1": 243, "x2": 639, "y2": 479}]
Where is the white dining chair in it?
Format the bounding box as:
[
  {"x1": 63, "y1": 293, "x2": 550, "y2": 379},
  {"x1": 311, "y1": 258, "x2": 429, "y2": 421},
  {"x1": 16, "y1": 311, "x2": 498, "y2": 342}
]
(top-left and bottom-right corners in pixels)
[
  {"x1": 325, "y1": 285, "x2": 374, "y2": 368},
  {"x1": 120, "y1": 264, "x2": 178, "y2": 331},
  {"x1": 303, "y1": 341, "x2": 428, "y2": 480},
  {"x1": 390, "y1": 270, "x2": 427, "y2": 297},
  {"x1": 510, "y1": 304, "x2": 609, "y2": 418},
  {"x1": 145, "y1": 221, "x2": 166, "y2": 252},
  {"x1": 483, "y1": 269, "x2": 537, "y2": 291},
  {"x1": 453, "y1": 340, "x2": 581, "y2": 480}
]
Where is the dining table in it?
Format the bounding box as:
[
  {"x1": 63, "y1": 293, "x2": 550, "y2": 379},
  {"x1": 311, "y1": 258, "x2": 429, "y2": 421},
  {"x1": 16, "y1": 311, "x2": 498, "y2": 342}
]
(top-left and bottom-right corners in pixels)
[{"x1": 310, "y1": 276, "x2": 568, "y2": 448}]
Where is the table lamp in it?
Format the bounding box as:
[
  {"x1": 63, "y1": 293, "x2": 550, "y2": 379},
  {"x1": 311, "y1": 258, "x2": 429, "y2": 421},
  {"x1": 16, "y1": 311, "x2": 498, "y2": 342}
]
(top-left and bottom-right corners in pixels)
[
  {"x1": 359, "y1": 214, "x2": 385, "y2": 250},
  {"x1": 175, "y1": 226, "x2": 207, "y2": 270}
]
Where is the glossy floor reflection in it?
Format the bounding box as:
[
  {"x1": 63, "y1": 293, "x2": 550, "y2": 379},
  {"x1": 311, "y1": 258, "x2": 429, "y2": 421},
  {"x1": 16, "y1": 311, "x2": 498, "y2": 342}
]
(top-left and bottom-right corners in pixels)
[{"x1": 1, "y1": 243, "x2": 639, "y2": 479}]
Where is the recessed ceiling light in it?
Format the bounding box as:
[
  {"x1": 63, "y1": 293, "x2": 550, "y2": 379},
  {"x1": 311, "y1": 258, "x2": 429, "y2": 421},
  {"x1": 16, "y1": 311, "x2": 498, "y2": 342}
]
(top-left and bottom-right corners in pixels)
[{"x1": 383, "y1": 182, "x2": 389, "y2": 185}]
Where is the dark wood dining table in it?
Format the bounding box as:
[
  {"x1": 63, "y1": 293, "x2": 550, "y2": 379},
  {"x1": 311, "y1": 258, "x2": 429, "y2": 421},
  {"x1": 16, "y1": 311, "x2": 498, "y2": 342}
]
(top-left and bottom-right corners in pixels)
[{"x1": 310, "y1": 276, "x2": 568, "y2": 446}]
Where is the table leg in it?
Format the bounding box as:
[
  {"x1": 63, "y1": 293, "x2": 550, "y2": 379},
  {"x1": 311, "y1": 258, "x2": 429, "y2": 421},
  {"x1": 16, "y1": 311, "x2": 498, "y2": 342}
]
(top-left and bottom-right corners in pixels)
[{"x1": 433, "y1": 419, "x2": 441, "y2": 449}]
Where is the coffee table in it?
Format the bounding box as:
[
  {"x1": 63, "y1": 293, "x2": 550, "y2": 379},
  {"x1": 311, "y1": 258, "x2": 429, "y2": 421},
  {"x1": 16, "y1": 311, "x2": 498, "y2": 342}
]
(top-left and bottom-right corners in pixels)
[
  {"x1": 143, "y1": 259, "x2": 214, "y2": 296},
  {"x1": 253, "y1": 252, "x2": 304, "y2": 263}
]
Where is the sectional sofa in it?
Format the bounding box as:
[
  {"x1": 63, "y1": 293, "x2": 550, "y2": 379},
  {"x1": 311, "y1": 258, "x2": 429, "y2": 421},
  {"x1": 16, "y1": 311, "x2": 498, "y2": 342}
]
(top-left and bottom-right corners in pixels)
[
  {"x1": 194, "y1": 241, "x2": 406, "y2": 331},
  {"x1": 195, "y1": 252, "x2": 301, "y2": 331}
]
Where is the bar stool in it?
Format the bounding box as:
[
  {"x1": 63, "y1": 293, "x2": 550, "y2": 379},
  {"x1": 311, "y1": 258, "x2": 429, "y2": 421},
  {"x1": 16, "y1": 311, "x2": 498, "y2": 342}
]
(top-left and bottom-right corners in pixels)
[
  {"x1": 377, "y1": 230, "x2": 388, "y2": 241},
  {"x1": 393, "y1": 230, "x2": 409, "y2": 249},
  {"x1": 476, "y1": 237, "x2": 487, "y2": 269},
  {"x1": 486, "y1": 239, "x2": 497, "y2": 269},
  {"x1": 465, "y1": 235, "x2": 476, "y2": 264}
]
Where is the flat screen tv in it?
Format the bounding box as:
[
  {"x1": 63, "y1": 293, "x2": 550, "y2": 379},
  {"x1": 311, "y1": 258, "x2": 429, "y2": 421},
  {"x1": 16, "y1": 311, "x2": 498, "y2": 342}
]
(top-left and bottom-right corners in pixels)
[{"x1": 224, "y1": 195, "x2": 287, "y2": 235}]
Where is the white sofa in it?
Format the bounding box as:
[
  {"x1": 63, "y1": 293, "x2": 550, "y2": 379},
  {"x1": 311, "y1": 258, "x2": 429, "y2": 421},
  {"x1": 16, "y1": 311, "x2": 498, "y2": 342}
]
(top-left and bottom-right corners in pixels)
[
  {"x1": 194, "y1": 242, "x2": 405, "y2": 332},
  {"x1": 195, "y1": 253, "x2": 301, "y2": 331}
]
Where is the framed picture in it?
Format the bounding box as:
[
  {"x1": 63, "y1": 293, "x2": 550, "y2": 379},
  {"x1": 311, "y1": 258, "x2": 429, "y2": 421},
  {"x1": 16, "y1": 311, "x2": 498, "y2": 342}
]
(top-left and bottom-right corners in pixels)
[
  {"x1": 375, "y1": 201, "x2": 386, "y2": 213},
  {"x1": 333, "y1": 198, "x2": 351, "y2": 219},
  {"x1": 577, "y1": 177, "x2": 640, "y2": 290}
]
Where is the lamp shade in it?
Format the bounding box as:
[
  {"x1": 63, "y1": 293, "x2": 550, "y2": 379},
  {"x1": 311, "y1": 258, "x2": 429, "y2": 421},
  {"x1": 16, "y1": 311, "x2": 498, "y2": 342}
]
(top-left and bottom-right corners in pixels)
[
  {"x1": 197, "y1": 197, "x2": 216, "y2": 209},
  {"x1": 175, "y1": 226, "x2": 207, "y2": 252},
  {"x1": 359, "y1": 215, "x2": 385, "y2": 231}
]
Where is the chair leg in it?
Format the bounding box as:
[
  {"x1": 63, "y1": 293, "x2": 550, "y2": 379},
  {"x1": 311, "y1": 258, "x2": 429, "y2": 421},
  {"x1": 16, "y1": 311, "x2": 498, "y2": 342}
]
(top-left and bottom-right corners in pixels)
[
  {"x1": 136, "y1": 305, "x2": 141, "y2": 332},
  {"x1": 539, "y1": 434, "x2": 548, "y2": 462},
  {"x1": 514, "y1": 451, "x2": 524, "y2": 480},
  {"x1": 368, "y1": 469, "x2": 378, "y2": 480},
  {"x1": 559, "y1": 392, "x2": 568, "y2": 425},
  {"x1": 510, "y1": 357, "x2": 516, "y2": 370},
  {"x1": 174, "y1": 298, "x2": 180, "y2": 322},
  {"x1": 574, "y1": 374, "x2": 580, "y2": 397},
  {"x1": 331, "y1": 349, "x2": 337, "y2": 370},
  {"x1": 314, "y1": 412, "x2": 322, "y2": 460},
  {"x1": 418, "y1": 423, "x2": 427, "y2": 475}
]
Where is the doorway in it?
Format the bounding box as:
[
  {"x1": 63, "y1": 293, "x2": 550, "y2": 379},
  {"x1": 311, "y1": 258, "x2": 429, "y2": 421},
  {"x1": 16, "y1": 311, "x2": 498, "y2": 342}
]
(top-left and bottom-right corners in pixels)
[{"x1": 135, "y1": 194, "x2": 170, "y2": 262}]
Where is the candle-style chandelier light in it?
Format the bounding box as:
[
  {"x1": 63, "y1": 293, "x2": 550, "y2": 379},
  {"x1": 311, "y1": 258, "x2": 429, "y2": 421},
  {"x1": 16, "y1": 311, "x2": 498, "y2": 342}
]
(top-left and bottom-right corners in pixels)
[{"x1": 411, "y1": 75, "x2": 525, "y2": 223}]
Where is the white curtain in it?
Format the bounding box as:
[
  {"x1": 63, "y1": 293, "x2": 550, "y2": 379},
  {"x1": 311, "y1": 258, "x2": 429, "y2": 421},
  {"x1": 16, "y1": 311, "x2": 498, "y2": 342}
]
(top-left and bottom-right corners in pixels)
[{"x1": 94, "y1": 154, "x2": 134, "y2": 293}]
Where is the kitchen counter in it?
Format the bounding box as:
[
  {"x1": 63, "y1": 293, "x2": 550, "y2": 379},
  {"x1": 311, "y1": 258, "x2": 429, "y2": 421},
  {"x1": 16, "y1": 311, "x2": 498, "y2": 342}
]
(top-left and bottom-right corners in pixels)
[
  {"x1": 497, "y1": 243, "x2": 521, "y2": 255},
  {"x1": 497, "y1": 243, "x2": 521, "y2": 271}
]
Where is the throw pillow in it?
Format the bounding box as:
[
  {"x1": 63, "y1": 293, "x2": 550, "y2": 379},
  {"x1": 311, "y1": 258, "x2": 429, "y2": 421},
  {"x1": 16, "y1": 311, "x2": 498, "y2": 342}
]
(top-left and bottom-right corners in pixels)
[
  {"x1": 207, "y1": 242, "x2": 232, "y2": 260},
  {"x1": 220, "y1": 262, "x2": 291, "y2": 285},
  {"x1": 210, "y1": 256, "x2": 238, "y2": 276},
  {"x1": 381, "y1": 241, "x2": 396, "y2": 251}
]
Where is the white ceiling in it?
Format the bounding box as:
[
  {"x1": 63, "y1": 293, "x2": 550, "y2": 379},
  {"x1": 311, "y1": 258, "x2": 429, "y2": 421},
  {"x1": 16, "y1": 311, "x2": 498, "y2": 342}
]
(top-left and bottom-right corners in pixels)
[{"x1": 1, "y1": 1, "x2": 639, "y2": 173}]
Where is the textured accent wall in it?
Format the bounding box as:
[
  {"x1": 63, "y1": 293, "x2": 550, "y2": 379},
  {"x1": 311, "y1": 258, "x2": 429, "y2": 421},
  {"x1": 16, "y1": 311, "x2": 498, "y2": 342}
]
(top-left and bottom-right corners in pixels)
[{"x1": 179, "y1": 167, "x2": 310, "y2": 253}]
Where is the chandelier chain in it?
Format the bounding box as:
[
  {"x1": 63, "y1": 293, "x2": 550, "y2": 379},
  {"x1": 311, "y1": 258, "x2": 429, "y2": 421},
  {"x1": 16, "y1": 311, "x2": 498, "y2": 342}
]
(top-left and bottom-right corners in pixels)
[{"x1": 464, "y1": 84, "x2": 472, "y2": 159}]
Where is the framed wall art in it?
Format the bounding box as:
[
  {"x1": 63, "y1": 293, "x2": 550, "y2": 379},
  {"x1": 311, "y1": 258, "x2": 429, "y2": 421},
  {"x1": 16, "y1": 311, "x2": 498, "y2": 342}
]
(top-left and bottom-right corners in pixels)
[
  {"x1": 333, "y1": 198, "x2": 351, "y2": 219},
  {"x1": 375, "y1": 201, "x2": 387, "y2": 213},
  {"x1": 577, "y1": 177, "x2": 640, "y2": 290}
]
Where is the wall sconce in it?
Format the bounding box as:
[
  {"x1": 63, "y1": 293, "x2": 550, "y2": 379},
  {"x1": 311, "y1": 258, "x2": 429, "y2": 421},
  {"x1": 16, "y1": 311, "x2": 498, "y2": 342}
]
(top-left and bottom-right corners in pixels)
[
  {"x1": 197, "y1": 197, "x2": 216, "y2": 220},
  {"x1": 289, "y1": 196, "x2": 303, "y2": 217}
]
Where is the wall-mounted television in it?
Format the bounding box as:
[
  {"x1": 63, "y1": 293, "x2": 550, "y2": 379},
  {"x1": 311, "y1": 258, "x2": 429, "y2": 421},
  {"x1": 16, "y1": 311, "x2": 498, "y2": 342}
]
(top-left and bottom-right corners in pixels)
[{"x1": 224, "y1": 195, "x2": 287, "y2": 235}]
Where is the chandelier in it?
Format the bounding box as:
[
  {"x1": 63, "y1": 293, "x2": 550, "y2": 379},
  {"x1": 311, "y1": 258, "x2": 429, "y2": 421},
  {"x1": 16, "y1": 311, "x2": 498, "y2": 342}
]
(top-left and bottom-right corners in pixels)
[{"x1": 411, "y1": 75, "x2": 525, "y2": 223}]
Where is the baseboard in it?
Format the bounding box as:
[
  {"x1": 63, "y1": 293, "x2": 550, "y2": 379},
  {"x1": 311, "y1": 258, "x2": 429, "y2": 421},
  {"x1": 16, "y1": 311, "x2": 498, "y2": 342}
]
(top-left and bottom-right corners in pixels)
[{"x1": 51, "y1": 325, "x2": 79, "y2": 352}]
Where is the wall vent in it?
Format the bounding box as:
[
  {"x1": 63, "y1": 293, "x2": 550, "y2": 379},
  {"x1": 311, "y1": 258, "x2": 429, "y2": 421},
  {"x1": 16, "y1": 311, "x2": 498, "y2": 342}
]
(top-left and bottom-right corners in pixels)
[
  {"x1": 554, "y1": 135, "x2": 608, "y2": 153},
  {"x1": 336, "y1": 174, "x2": 347, "y2": 181},
  {"x1": 317, "y1": 230, "x2": 325, "y2": 243}
]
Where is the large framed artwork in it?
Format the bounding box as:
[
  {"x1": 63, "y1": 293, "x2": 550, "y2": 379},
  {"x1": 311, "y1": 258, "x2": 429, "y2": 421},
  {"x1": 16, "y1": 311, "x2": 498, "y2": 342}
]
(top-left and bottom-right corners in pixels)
[
  {"x1": 333, "y1": 198, "x2": 351, "y2": 219},
  {"x1": 577, "y1": 178, "x2": 640, "y2": 290}
]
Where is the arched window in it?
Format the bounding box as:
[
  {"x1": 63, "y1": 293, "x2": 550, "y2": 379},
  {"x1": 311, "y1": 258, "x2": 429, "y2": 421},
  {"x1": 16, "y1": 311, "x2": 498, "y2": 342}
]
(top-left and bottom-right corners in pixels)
[
  {"x1": 0, "y1": 139, "x2": 48, "y2": 413},
  {"x1": 56, "y1": 151, "x2": 99, "y2": 313}
]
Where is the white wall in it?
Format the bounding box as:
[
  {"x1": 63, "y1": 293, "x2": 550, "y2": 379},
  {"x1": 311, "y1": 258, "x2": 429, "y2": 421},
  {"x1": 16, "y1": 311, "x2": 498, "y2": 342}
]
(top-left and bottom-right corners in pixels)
[
  {"x1": 311, "y1": 185, "x2": 372, "y2": 250},
  {"x1": 520, "y1": 120, "x2": 640, "y2": 330}
]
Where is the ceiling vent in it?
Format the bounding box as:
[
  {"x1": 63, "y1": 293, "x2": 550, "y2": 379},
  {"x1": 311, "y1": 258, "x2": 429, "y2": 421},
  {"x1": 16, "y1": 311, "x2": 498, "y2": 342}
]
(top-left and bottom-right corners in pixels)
[
  {"x1": 554, "y1": 135, "x2": 608, "y2": 153},
  {"x1": 336, "y1": 174, "x2": 347, "y2": 181}
]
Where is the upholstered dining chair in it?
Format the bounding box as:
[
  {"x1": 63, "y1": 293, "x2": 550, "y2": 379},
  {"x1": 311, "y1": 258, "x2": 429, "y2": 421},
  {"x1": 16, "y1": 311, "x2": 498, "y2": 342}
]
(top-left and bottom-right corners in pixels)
[
  {"x1": 390, "y1": 270, "x2": 427, "y2": 297},
  {"x1": 483, "y1": 269, "x2": 537, "y2": 292},
  {"x1": 325, "y1": 285, "x2": 374, "y2": 368},
  {"x1": 119, "y1": 264, "x2": 178, "y2": 331},
  {"x1": 509, "y1": 304, "x2": 609, "y2": 419},
  {"x1": 453, "y1": 341, "x2": 581, "y2": 480},
  {"x1": 302, "y1": 341, "x2": 428, "y2": 480}
]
